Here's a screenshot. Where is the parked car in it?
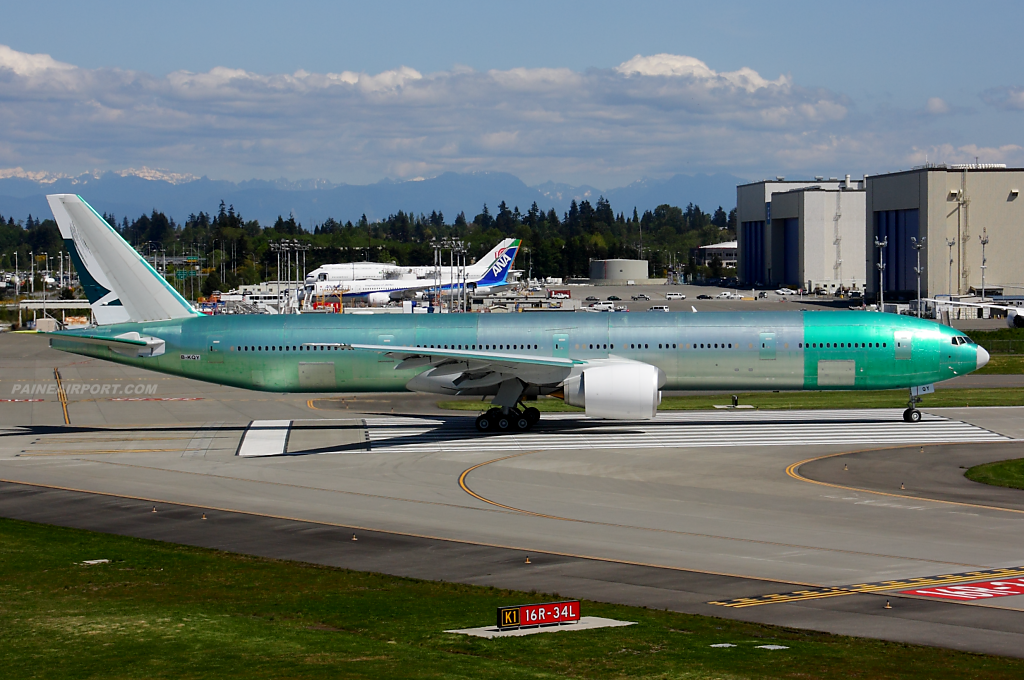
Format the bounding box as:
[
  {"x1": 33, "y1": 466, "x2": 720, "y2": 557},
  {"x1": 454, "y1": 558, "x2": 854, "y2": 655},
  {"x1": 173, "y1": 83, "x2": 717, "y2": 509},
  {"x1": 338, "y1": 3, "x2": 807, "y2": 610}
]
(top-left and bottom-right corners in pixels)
[
  {"x1": 607, "y1": 295, "x2": 621, "y2": 301},
  {"x1": 715, "y1": 292, "x2": 734, "y2": 299},
  {"x1": 697, "y1": 294, "x2": 713, "y2": 300},
  {"x1": 585, "y1": 295, "x2": 599, "y2": 301},
  {"x1": 648, "y1": 305, "x2": 670, "y2": 312},
  {"x1": 664, "y1": 292, "x2": 686, "y2": 300},
  {"x1": 631, "y1": 293, "x2": 651, "y2": 301}
]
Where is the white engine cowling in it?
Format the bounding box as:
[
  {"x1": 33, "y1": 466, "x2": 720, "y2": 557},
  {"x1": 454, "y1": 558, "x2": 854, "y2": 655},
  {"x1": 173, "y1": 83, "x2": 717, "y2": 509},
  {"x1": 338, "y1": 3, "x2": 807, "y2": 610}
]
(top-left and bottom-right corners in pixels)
[
  {"x1": 366, "y1": 292, "x2": 392, "y2": 306},
  {"x1": 563, "y1": 363, "x2": 662, "y2": 420},
  {"x1": 1009, "y1": 309, "x2": 1024, "y2": 328}
]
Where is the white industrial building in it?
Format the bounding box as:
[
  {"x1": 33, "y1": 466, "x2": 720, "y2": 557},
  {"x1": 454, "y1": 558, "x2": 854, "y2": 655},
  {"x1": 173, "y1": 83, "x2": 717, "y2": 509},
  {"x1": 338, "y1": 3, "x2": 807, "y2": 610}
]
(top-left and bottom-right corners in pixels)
[
  {"x1": 737, "y1": 176, "x2": 866, "y2": 292},
  {"x1": 696, "y1": 241, "x2": 737, "y2": 268},
  {"x1": 865, "y1": 164, "x2": 1024, "y2": 301}
]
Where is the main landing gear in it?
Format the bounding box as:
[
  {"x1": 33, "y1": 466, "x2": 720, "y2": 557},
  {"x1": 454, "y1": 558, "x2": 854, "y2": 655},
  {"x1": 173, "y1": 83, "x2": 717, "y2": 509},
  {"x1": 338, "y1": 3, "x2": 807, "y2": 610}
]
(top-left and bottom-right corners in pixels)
[{"x1": 475, "y1": 405, "x2": 541, "y2": 433}]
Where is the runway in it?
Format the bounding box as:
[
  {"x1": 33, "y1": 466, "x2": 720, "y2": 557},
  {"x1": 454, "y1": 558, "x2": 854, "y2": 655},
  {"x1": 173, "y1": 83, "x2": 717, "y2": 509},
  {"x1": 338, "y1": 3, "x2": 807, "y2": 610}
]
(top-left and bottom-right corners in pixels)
[{"x1": 2, "y1": 332, "x2": 1024, "y2": 657}]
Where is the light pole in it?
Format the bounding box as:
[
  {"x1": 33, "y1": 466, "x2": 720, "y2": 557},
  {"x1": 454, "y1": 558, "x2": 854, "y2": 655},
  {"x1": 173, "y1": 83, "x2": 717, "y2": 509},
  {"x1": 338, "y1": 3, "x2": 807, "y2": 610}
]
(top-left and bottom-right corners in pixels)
[
  {"x1": 979, "y1": 231, "x2": 989, "y2": 301},
  {"x1": 874, "y1": 237, "x2": 887, "y2": 310},
  {"x1": 945, "y1": 238, "x2": 956, "y2": 296},
  {"x1": 911, "y1": 236, "x2": 926, "y2": 318}
]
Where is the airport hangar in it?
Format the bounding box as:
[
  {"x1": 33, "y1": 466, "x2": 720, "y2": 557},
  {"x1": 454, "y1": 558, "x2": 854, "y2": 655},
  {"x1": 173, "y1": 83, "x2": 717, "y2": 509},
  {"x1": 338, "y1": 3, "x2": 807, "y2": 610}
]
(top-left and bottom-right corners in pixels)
[
  {"x1": 2, "y1": 323, "x2": 1024, "y2": 658},
  {"x1": 736, "y1": 165, "x2": 1024, "y2": 300}
]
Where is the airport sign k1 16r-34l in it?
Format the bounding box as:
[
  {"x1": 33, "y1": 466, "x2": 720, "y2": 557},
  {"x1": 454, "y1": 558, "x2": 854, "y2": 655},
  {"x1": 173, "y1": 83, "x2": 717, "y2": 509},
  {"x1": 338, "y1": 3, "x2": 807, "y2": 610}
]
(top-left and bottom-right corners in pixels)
[{"x1": 497, "y1": 600, "x2": 581, "y2": 630}]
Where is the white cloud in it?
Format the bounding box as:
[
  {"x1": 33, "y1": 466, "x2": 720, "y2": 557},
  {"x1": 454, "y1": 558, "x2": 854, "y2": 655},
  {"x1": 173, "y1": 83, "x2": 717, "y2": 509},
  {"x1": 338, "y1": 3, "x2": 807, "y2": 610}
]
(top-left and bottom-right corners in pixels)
[
  {"x1": 0, "y1": 43, "x2": 1000, "y2": 185},
  {"x1": 926, "y1": 97, "x2": 950, "y2": 115},
  {"x1": 981, "y1": 86, "x2": 1024, "y2": 111}
]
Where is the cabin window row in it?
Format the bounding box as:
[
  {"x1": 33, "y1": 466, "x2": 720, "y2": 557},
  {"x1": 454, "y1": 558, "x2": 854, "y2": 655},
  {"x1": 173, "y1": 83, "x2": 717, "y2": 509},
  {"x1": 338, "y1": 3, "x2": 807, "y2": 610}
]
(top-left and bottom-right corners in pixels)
[
  {"x1": 416, "y1": 344, "x2": 541, "y2": 350},
  {"x1": 798, "y1": 342, "x2": 886, "y2": 349},
  {"x1": 235, "y1": 345, "x2": 338, "y2": 352}
]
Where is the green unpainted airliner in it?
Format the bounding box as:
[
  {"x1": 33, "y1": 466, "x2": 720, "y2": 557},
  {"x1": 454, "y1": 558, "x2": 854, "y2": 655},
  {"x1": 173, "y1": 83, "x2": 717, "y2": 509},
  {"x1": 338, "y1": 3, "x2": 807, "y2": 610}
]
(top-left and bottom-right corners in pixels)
[{"x1": 44, "y1": 194, "x2": 989, "y2": 432}]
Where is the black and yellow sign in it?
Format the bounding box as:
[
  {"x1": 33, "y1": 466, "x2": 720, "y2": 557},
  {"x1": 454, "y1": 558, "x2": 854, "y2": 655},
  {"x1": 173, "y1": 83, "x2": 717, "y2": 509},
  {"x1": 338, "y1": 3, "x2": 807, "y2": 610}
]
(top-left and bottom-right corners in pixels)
[
  {"x1": 709, "y1": 564, "x2": 1024, "y2": 608},
  {"x1": 497, "y1": 606, "x2": 520, "y2": 629}
]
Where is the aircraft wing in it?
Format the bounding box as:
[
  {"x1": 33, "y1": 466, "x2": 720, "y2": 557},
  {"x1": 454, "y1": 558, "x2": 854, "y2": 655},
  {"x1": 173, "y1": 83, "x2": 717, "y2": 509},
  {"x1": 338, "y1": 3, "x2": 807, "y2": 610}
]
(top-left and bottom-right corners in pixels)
[{"x1": 346, "y1": 343, "x2": 582, "y2": 393}]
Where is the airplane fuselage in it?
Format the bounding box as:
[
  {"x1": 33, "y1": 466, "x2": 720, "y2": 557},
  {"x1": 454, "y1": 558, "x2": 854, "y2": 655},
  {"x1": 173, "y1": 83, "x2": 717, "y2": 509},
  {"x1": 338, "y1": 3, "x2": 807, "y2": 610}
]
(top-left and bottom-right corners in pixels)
[{"x1": 49, "y1": 311, "x2": 981, "y2": 394}]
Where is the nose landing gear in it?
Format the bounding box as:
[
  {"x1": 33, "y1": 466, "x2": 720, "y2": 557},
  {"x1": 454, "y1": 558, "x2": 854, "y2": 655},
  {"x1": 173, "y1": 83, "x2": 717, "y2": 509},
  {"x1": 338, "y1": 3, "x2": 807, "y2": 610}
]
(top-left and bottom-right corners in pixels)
[
  {"x1": 902, "y1": 407, "x2": 922, "y2": 423},
  {"x1": 474, "y1": 404, "x2": 541, "y2": 433},
  {"x1": 903, "y1": 386, "x2": 923, "y2": 422}
]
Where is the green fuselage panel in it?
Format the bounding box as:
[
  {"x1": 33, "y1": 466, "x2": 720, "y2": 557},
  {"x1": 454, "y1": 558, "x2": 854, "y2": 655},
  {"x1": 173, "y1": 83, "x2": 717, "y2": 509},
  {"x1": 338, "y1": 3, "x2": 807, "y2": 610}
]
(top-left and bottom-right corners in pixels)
[{"x1": 48, "y1": 311, "x2": 979, "y2": 393}]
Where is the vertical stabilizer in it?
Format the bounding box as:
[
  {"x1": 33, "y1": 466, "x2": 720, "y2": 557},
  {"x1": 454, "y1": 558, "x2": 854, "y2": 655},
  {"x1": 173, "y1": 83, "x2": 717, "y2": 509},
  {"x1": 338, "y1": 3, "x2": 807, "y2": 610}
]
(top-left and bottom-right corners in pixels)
[
  {"x1": 46, "y1": 195, "x2": 199, "y2": 323},
  {"x1": 466, "y1": 238, "x2": 514, "y2": 276},
  {"x1": 474, "y1": 239, "x2": 520, "y2": 287}
]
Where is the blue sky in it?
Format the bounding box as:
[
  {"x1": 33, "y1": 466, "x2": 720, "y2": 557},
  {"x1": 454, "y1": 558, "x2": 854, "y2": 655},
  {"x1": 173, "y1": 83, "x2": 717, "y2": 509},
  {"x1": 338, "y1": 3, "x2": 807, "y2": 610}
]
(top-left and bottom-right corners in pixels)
[{"x1": 1, "y1": 0, "x2": 1022, "y2": 187}]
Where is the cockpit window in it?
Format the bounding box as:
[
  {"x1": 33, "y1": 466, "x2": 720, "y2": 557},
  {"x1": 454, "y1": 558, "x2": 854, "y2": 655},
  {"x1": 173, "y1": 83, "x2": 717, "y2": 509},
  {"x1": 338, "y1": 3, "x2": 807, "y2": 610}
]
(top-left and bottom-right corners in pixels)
[{"x1": 951, "y1": 336, "x2": 972, "y2": 346}]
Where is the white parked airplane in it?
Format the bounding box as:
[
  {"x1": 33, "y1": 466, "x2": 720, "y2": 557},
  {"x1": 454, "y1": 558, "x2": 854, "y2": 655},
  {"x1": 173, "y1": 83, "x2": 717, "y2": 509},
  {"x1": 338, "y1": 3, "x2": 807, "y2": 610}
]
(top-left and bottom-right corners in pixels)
[
  {"x1": 305, "y1": 238, "x2": 516, "y2": 289},
  {"x1": 307, "y1": 240, "x2": 521, "y2": 305}
]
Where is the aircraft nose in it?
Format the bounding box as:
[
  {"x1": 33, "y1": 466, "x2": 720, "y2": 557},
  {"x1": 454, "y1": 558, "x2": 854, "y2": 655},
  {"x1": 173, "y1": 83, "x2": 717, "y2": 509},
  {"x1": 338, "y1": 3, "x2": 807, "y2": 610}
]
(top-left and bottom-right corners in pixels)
[{"x1": 976, "y1": 346, "x2": 990, "y2": 370}]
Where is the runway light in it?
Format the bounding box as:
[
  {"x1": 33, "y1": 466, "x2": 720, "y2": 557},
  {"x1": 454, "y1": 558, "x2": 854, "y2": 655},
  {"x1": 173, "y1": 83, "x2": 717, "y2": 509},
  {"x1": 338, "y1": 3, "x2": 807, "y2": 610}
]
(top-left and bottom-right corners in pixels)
[
  {"x1": 151, "y1": 506, "x2": 157, "y2": 513},
  {"x1": 844, "y1": 463, "x2": 848, "y2": 471},
  {"x1": 884, "y1": 600, "x2": 893, "y2": 609},
  {"x1": 524, "y1": 556, "x2": 531, "y2": 564},
  {"x1": 352, "y1": 533, "x2": 358, "y2": 541},
  {"x1": 201, "y1": 513, "x2": 207, "y2": 520},
  {"x1": 901, "y1": 482, "x2": 905, "y2": 490}
]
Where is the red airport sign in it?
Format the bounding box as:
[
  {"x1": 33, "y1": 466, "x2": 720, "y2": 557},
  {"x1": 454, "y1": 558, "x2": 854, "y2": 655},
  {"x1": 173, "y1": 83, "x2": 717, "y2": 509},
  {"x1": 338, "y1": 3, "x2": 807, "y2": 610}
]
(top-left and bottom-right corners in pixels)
[
  {"x1": 497, "y1": 600, "x2": 581, "y2": 630},
  {"x1": 900, "y1": 577, "x2": 1024, "y2": 601}
]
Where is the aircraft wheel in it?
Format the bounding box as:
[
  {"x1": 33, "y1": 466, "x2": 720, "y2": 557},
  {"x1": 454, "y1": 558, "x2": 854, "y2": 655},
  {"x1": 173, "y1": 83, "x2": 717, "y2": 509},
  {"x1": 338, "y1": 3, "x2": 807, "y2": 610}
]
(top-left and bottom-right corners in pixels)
[
  {"x1": 903, "y1": 408, "x2": 922, "y2": 423},
  {"x1": 475, "y1": 413, "x2": 495, "y2": 432},
  {"x1": 495, "y1": 414, "x2": 513, "y2": 431},
  {"x1": 523, "y1": 407, "x2": 540, "y2": 425},
  {"x1": 514, "y1": 414, "x2": 532, "y2": 431}
]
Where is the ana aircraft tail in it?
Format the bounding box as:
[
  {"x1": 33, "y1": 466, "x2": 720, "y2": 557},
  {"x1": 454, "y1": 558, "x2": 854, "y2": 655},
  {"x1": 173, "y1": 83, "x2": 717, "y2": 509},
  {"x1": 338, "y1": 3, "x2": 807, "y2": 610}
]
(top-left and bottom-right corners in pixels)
[
  {"x1": 474, "y1": 239, "x2": 520, "y2": 288},
  {"x1": 466, "y1": 238, "x2": 515, "y2": 277},
  {"x1": 46, "y1": 194, "x2": 199, "y2": 324}
]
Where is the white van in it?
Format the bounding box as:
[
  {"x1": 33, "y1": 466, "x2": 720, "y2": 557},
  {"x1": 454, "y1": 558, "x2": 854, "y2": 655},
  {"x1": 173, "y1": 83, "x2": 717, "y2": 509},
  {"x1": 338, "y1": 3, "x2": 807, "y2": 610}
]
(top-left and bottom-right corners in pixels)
[
  {"x1": 665, "y1": 292, "x2": 686, "y2": 300},
  {"x1": 648, "y1": 305, "x2": 670, "y2": 312}
]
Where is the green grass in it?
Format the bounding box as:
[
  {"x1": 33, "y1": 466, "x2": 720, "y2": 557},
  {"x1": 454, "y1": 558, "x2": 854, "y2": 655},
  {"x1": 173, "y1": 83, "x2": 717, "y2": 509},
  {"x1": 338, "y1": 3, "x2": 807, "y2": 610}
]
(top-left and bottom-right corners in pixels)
[
  {"x1": 3, "y1": 519, "x2": 1024, "y2": 678},
  {"x1": 966, "y1": 458, "x2": 1024, "y2": 490},
  {"x1": 976, "y1": 354, "x2": 1024, "y2": 374},
  {"x1": 440, "y1": 388, "x2": 1024, "y2": 413}
]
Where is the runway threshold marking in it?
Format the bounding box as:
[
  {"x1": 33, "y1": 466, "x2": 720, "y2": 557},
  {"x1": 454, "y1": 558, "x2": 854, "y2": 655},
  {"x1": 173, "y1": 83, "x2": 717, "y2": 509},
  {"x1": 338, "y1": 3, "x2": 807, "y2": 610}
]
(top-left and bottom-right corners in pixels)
[
  {"x1": 53, "y1": 368, "x2": 69, "y2": 425},
  {"x1": 456, "y1": 452, "x2": 986, "y2": 569},
  {"x1": 785, "y1": 444, "x2": 1024, "y2": 516},
  {"x1": 709, "y1": 565, "x2": 1024, "y2": 608}
]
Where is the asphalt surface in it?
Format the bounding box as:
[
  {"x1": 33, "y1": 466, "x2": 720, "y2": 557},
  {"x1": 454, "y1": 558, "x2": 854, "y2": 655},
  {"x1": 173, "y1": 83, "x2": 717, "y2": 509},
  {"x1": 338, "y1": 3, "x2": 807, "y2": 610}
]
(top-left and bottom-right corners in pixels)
[{"x1": 2, "y1": 331, "x2": 1024, "y2": 657}]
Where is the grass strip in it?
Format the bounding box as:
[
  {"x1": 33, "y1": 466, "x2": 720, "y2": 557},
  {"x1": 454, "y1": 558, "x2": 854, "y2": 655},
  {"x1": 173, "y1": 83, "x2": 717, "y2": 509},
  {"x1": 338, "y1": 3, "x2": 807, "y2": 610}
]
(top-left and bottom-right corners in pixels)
[
  {"x1": 3, "y1": 517, "x2": 1024, "y2": 679},
  {"x1": 975, "y1": 354, "x2": 1024, "y2": 374},
  {"x1": 966, "y1": 458, "x2": 1024, "y2": 491},
  {"x1": 439, "y1": 388, "x2": 1024, "y2": 413}
]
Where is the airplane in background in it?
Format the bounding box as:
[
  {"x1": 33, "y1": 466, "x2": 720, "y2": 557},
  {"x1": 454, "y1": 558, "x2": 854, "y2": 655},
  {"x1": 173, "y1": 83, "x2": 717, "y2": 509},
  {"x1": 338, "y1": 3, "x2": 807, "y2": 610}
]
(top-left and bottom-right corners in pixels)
[
  {"x1": 44, "y1": 194, "x2": 988, "y2": 434},
  {"x1": 304, "y1": 238, "x2": 516, "y2": 287},
  {"x1": 312, "y1": 239, "x2": 521, "y2": 305}
]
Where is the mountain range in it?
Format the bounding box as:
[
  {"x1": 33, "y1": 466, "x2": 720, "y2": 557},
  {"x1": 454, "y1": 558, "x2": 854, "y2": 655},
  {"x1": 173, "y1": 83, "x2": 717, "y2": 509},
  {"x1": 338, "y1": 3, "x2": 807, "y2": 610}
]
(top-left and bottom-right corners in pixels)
[{"x1": 0, "y1": 169, "x2": 747, "y2": 227}]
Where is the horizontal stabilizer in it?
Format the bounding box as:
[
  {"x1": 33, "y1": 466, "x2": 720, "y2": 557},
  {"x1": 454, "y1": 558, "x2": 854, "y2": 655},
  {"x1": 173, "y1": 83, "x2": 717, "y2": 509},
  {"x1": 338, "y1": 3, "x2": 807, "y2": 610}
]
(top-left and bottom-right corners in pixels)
[{"x1": 46, "y1": 330, "x2": 166, "y2": 357}]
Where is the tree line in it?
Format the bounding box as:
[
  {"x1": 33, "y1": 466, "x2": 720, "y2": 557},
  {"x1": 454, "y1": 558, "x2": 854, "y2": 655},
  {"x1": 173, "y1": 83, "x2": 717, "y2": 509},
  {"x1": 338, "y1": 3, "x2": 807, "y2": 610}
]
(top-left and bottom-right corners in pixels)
[{"x1": 0, "y1": 197, "x2": 735, "y2": 296}]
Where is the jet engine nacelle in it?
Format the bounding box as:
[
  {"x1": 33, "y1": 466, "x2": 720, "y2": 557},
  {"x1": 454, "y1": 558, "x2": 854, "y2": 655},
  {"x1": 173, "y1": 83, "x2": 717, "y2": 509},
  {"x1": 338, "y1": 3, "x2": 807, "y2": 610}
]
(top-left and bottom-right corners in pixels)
[
  {"x1": 1009, "y1": 309, "x2": 1024, "y2": 328},
  {"x1": 563, "y1": 362, "x2": 662, "y2": 420},
  {"x1": 366, "y1": 292, "x2": 391, "y2": 306}
]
